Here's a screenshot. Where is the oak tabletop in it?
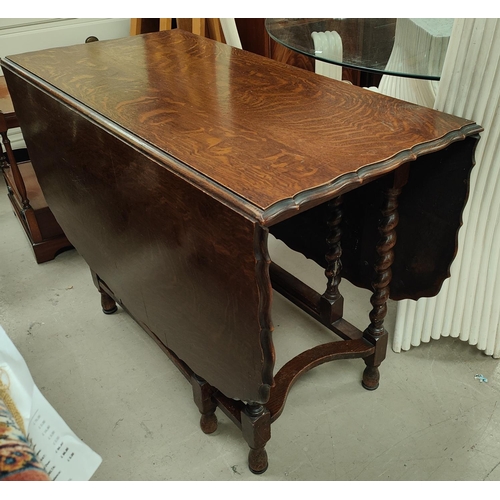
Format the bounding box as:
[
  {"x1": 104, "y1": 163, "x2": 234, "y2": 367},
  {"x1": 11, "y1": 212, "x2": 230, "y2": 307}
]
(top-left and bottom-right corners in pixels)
[{"x1": 4, "y1": 30, "x2": 481, "y2": 218}]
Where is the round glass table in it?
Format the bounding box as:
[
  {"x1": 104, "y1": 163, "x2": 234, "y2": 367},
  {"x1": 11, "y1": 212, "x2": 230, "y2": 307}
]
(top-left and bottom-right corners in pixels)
[{"x1": 265, "y1": 18, "x2": 454, "y2": 107}]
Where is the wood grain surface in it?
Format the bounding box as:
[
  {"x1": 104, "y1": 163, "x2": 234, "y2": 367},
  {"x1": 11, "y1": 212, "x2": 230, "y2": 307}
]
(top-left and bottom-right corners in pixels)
[
  {"x1": 0, "y1": 29, "x2": 482, "y2": 404},
  {"x1": 4, "y1": 69, "x2": 274, "y2": 404},
  {"x1": 0, "y1": 31, "x2": 486, "y2": 473},
  {"x1": 4, "y1": 29, "x2": 481, "y2": 223},
  {"x1": 271, "y1": 136, "x2": 480, "y2": 300}
]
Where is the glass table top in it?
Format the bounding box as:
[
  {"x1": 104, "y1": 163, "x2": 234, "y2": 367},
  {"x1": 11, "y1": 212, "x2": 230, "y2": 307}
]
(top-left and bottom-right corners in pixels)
[{"x1": 265, "y1": 18, "x2": 454, "y2": 81}]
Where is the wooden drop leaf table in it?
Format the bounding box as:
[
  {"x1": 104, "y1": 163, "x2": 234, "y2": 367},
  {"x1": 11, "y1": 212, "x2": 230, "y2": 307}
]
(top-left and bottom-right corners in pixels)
[{"x1": 1, "y1": 30, "x2": 482, "y2": 474}]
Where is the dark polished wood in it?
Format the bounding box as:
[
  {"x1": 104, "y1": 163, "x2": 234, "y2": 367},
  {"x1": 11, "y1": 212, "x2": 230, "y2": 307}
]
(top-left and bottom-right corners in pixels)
[
  {"x1": 2, "y1": 29, "x2": 482, "y2": 474},
  {"x1": 361, "y1": 166, "x2": 409, "y2": 390},
  {"x1": 241, "y1": 404, "x2": 271, "y2": 474},
  {"x1": 270, "y1": 137, "x2": 480, "y2": 300},
  {"x1": 2, "y1": 31, "x2": 478, "y2": 219},
  {"x1": 191, "y1": 374, "x2": 218, "y2": 435},
  {"x1": 320, "y1": 195, "x2": 344, "y2": 324},
  {"x1": 0, "y1": 77, "x2": 72, "y2": 263},
  {"x1": 268, "y1": 338, "x2": 375, "y2": 422}
]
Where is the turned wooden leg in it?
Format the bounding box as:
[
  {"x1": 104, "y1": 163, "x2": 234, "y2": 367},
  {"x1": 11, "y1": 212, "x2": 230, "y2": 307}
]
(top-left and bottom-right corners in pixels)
[
  {"x1": 363, "y1": 168, "x2": 408, "y2": 390},
  {"x1": 241, "y1": 403, "x2": 271, "y2": 474},
  {"x1": 319, "y1": 195, "x2": 344, "y2": 324},
  {"x1": 100, "y1": 289, "x2": 118, "y2": 315},
  {"x1": 191, "y1": 374, "x2": 218, "y2": 434}
]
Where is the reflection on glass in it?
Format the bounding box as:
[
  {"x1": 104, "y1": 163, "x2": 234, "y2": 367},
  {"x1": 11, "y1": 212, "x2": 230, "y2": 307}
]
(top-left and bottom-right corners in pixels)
[{"x1": 265, "y1": 18, "x2": 453, "y2": 80}]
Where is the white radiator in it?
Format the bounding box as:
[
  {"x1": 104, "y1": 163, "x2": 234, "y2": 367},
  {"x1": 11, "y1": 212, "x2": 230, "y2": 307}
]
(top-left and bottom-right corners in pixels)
[{"x1": 393, "y1": 18, "x2": 500, "y2": 358}]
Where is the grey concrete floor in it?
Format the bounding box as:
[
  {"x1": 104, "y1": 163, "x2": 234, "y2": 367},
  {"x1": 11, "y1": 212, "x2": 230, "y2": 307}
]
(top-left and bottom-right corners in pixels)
[{"x1": 1, "y1": 189, "x2": 500, "y2": 482}]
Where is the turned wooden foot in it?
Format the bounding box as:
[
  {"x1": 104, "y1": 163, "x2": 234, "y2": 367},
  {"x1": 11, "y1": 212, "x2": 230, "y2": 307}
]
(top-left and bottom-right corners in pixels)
[
  {"x1": 191, "y1": 374, "x2": 218, "y2": 434},
  {"x1": 362, "y1": 363, "x2": 380, "y2": 391},
  {"x1": 200, "y1": 412, "x2": 218, "y2": 434},
  {"x1": 100, "y1": 290, "x2": 118, "y2": 314},
  {"x1": 241, "y1": 403, "x2": 271, "y2": 474},
  {"x1": 248, "y1": 446, "x2": 268, "y2": 474}
]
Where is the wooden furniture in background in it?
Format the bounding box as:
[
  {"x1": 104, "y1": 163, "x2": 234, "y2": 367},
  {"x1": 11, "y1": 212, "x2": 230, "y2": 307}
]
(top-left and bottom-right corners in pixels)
[
  {"x1": 236, "y1": 18, "x2": 391, "y2": 87},
  {"x1": 235, "y1": 18, "x2": 316, "y2": 72},
  {"x1": 130, "y1": 18, "x2": 225, "y2": 42},
  {"x1": 2, "y1": 31, "x2": 481, "y2": 473},
  {"x1": 0, "y1": 77, "x2": 72, "y2": 263},
  {"x1": 130, "y1": 18, "x2": 385, "y2": 88}
]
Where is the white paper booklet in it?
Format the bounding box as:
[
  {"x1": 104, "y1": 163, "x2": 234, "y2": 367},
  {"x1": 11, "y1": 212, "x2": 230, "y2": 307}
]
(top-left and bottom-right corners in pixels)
[{"x1": 0, "y1": 325, "x2": 102, "y2": 480}]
